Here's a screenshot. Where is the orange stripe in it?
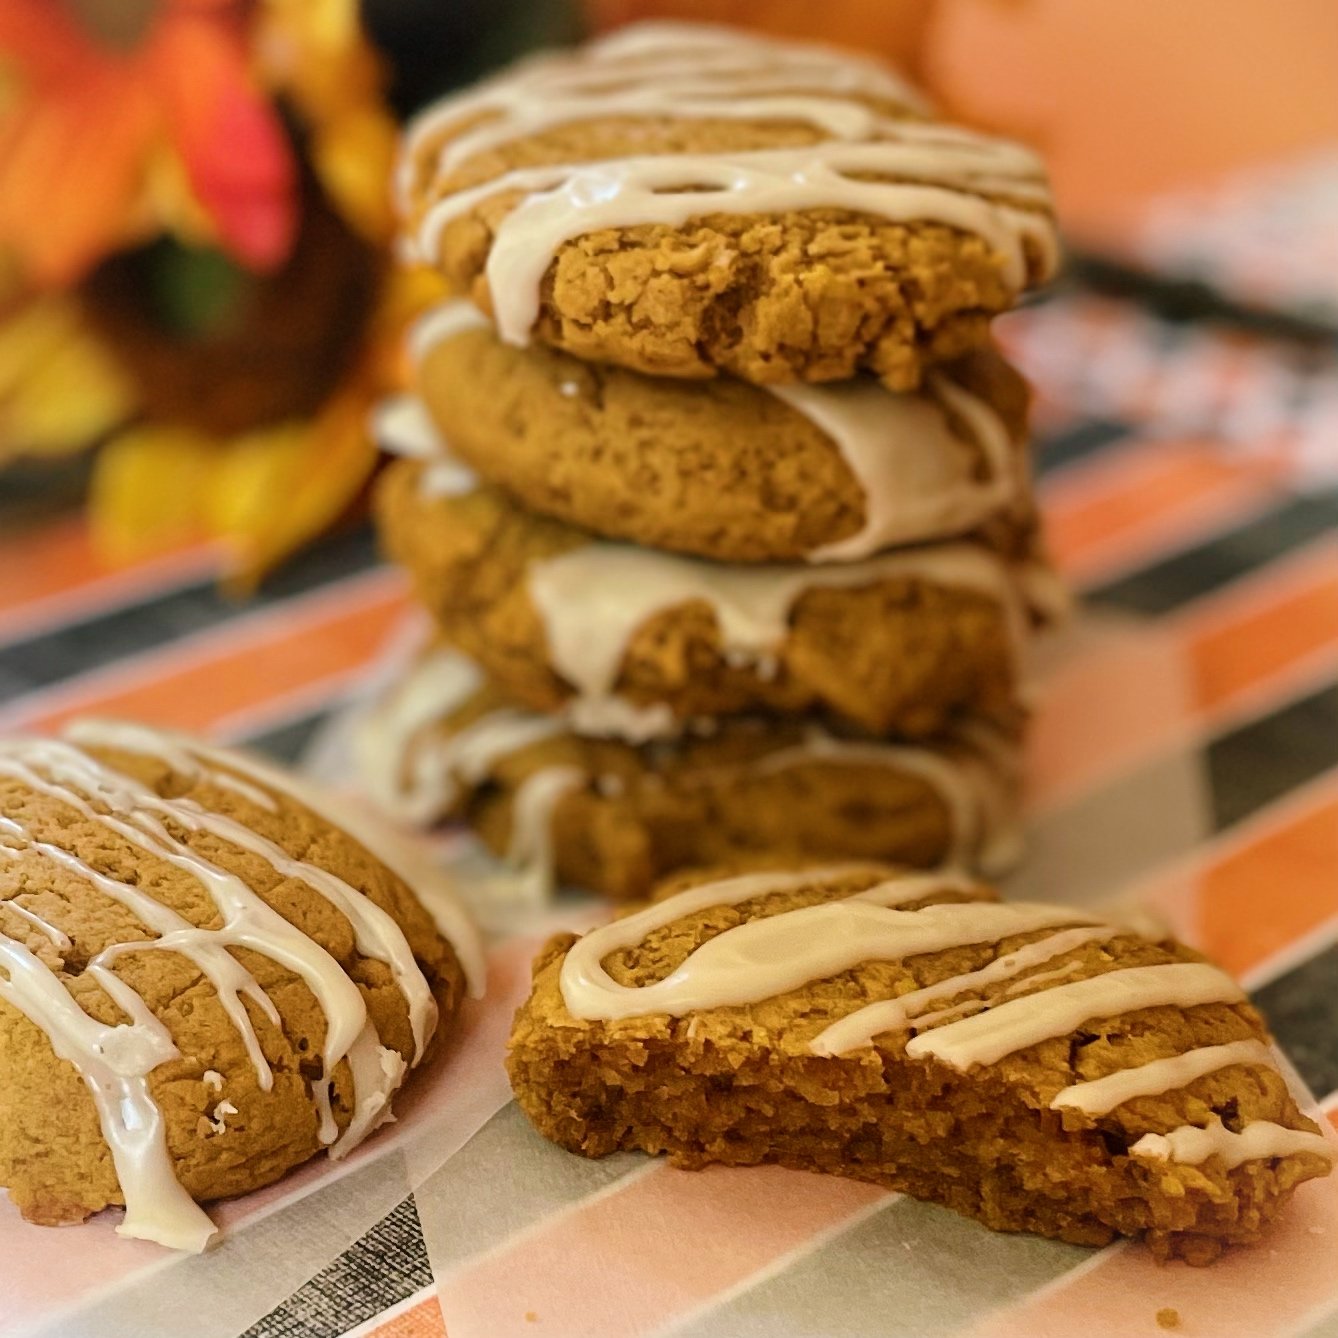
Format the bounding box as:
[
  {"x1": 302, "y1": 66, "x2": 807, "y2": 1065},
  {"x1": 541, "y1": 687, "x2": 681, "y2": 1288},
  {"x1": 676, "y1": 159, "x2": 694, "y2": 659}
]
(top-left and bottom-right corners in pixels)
[
  {"x1": 1030, "y1": 542, "x2": 1338, "y2": 814},
  {"x1": 1, "y1": 516, "x2": 213, "y2": 621},
  {"x1": 1184, "y1": 540, "x2": 1338, "y2": 716},
  {"x1": 438, "y1": 1165, "x2": 887, "y2": 1338},
  {"x1": 365, "y1": 1291, "x2": 446, "y2": 1338},
  {"x1": 1194, "y1": 781, "x2": 1338, "y2": 979},
  {"x1": 1040, "y1": 438, "x2": 1282, "y2": 584},
  {"x1": 0, "y1": 571, "x2": 409, "y2": 737}
]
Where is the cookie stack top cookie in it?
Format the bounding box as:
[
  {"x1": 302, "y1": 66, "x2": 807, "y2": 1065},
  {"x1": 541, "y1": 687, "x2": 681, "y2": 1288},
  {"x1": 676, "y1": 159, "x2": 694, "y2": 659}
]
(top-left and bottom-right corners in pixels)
[
  {"x1": 398, "y1": 21, "x2": 1058, "y2": 388},
  {"x1": 365, "y1": 23, "x2": 1064, "y2": 903}
]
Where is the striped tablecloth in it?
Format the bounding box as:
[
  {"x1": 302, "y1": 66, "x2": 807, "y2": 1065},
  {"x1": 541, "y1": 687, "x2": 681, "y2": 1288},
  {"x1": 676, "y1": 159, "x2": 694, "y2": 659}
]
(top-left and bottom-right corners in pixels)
[{"x1": 2, "y1": 289, "x2": 1337, "y2": 1338}]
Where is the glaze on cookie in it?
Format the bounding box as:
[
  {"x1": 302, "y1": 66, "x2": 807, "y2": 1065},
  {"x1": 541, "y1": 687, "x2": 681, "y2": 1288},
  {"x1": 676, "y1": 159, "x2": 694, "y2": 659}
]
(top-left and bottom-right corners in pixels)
[
  {"x1": 509, "y1": 865, "x2": 1333, "y2": 1262},
  {"x1": 409, "y1": 307, "x2": 1039, "y2": 563},
  {"x1": 0, "y1": 721, "x2": 482, "y2": 1250},
  {"x1": 377, "y1": 460, "x2": 1044, "y2": 739},
  {"x1": 399, "y1": 23, "x2": 1059, "y2": 389},
  {"x1": 354, "y1": 648, "x2": 1023, "y2": 901}
]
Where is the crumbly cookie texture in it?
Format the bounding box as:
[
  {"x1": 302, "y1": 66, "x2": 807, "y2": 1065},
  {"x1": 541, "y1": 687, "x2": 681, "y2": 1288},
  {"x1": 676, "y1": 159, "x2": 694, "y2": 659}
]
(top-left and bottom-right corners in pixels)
[
  {"x1": 0, "y1": 738, "x2": 466, "y2": 1230},
  {"x1": 401, "y1": 25, "x2": 1056, "y2": 389},
  {"x1": 508, "y1": 866, "x2": 1332, "y2": 1262},
  {"x1": 440, "y1": 206, "x2": 1019, "y2": 390},
  {"x1": 416, "y1": 331, "x2": 1038, "y2": 563},
  {"x1": 376, "y1": 463, "x2": 1027, "y2": 739},
  {"x1": 362, "y1": 665, "x2": 1017, "y2": 900}
]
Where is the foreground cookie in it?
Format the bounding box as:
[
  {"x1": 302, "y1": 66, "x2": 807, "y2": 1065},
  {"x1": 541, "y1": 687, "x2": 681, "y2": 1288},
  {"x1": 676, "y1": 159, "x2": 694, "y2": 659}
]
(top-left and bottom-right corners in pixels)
[
  {"x1": 413, "y1": 306, "x2": 1038, "y2": 563},
  {"x1": 0, "y1": 720, "x2": 484, "y2": 1249},
  {"x1": 377, "y1": 460, "x2": 1044, "y2": 738},
  {"x1": 355, "y1": 648, "x2": 1022, "y2": 900},
  {"x1": 509, "y1": 865, "x2": 1333, "y2": 1261},
  {"x1": 399, "y1": 23, "x2": 1059, "y2": 390}
]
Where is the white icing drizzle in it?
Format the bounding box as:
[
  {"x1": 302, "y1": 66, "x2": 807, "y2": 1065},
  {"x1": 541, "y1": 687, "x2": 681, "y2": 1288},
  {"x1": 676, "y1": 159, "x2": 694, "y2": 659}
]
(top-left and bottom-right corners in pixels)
[
  {"x1": 0, "y1": 886, "x2": 72, "y2": 951},
  {"x1": 1051, "y1": 1039, "x2": 1278, "y2": 1117},
  {"x1": 527, "y1": 540, "x2": 1029, "y2": 704},
  {"x1": 370, "y1": 394, "x2": 479, "y2": 499},
  {"x1": 562, "y1": 695, "x2": 679, "y2": 743},
  {"x1": 0, "y1": 931, "x2": 216, "y2": 1251},
  {"x1": 1131, "y1": 1117, "x2": 1334, "y2": 1171},
  {"x1": 500, "y1": 765, "x2": 584, "y2": 905},
  {"x1": 559, "y1": 869, "x2": 1062, "y2": 1022},
  {"x1": 770, "y1": 372, "x2": 1016, "y2": 561},
  {"x1": 64, "y1": 719, "x2": 485, "y2": 1001},
  {"x1": 810, "y1": 924, "x2": 1114, "y2": 1057},
  {"x1": 61, "y1": 721, "x2": 443, "y2": 1056},
  {"x1": 0, "y1": 724, "x2": 482, "y2": 1250},
  {"x1": 402, "y1": 22, "x2": 929, "y2": 194},
  {"x1": 421, "y1": 143, "x2": 1055, "y2": 346},
  {"x1": 752, "y1": 727, "x2": 1021, "y2": 875},
  {"x1": 904, "y1": 963, "x2": 1244, "y2": 1071},
  {"x1": 403, "y1": 23, "x2": 1057, "y2": 344},
  {"x1": 408, "y1": 299, "x2": 491, "y2": 366}
]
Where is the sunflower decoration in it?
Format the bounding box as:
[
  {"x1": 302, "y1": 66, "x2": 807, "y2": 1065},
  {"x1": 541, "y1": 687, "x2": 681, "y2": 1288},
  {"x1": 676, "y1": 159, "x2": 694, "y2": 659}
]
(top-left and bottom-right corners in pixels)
[{"x1": 0, "y1": 0, "x2": 441, "y2": 586}]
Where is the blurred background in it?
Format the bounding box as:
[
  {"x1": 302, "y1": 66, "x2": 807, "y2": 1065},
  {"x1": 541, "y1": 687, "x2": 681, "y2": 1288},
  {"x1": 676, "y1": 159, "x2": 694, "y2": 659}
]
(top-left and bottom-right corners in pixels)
[{"x1": 1, "y1": 0, "x2": 1335, "y2": 586}]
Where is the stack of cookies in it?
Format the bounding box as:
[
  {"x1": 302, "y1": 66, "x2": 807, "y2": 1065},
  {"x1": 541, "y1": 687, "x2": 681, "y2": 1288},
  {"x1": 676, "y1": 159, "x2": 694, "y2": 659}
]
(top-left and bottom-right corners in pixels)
[{"x1": 357, "y1": 22, "x2": 1064, "y2": 903}]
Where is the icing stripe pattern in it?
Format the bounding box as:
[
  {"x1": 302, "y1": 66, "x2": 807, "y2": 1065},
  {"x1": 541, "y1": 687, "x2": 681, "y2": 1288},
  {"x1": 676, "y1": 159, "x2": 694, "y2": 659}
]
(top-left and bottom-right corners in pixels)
[
  {"x1": 0, "y1": 724, "x2": 481, "y2": 1251},
  {"x1": 401, "y1": 23, "x2": 1059, "y2": 344},
  {"x1": 556, "y1": 868, "x2": 1331, "y2": 1175}
]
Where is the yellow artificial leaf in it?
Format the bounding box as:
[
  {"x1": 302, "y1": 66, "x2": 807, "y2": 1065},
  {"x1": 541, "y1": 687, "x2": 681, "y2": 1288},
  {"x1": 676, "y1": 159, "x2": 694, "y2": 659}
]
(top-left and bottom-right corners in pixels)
[
  {"x1": 310, "y1": 105, "x2": 399, "y2": 243},
  {"x1": 88, "y1": 424, "x2": 215, "y2": 561},
  {"x1": 206, "y1": 395, "x2": 379, "y2": 589},
  {"x1": 0, "y1": 296, "x2": 135, "y2": 458}
]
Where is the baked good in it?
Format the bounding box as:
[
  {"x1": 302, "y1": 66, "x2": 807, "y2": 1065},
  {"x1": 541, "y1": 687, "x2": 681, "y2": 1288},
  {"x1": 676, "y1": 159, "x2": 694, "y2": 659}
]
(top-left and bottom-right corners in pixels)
[
  {"x1": 0, "y1": 720, "x2": 483, "y2": 1250},
  {"x1": 353, "y1": 647, "x2": 1023, "y2": 901},
  {"x1": 376, "y1": 459, "x2": 1042, "y2": 738},
  {"x1": 508, "y1": 864, "x2": 1334, "y2": 1262},
  {"x1": 413, "y1": 304, "x2": 1039, "y2": 563},
  {"x1": 398, "y1": 23, "x2": 1059, "y2": 390}
]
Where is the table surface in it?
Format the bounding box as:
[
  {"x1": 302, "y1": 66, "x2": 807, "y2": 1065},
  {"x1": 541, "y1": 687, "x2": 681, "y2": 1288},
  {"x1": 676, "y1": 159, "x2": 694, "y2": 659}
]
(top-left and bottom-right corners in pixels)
[{"x1": 2, "y1": 281, "x2": 1337, "y2": 1338}]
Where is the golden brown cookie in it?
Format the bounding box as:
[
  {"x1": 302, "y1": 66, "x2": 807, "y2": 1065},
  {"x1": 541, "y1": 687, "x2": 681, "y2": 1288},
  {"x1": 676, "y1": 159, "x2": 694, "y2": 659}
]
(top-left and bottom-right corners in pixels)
[
  {"x1": 399, "y1": 24, "x2": 1058, "y2": 390},
  {"x1": 0, "y1": 721, "x2": 480, "y2": 1249},
  {"x1": 415, "y1": 318, "x2": 1039, "y2": 563},
  {"x1": 354, "y1": 648, "x2": 1023, "y2": 901},
  {"x1": 509, "y1": 864, "x2": 1333, "y2": 1262},
  {"x1": 377, "y1": 461, "x2": 1039, "y2": 739}
]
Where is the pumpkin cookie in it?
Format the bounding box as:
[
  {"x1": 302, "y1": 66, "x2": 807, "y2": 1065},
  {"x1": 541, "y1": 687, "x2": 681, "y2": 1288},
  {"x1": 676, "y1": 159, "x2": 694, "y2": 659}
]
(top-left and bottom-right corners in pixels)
[
  {"x1": 509, "y1": 864, "x2": 1333, "y2": 1261},
  {"x1": 377, "y1": 460, "x2": 1044, "y2": 739},
  {"x1": 0, "y1": 721, "x2": 483, "y2": 1250},
  {"x1": 413, "y1": 307, "x2": 1039, "y2": 563},
  {"x1": 398, "y1": 23, "x2": 1059, "y2": 390},
  {"x1": 354, "y1": 647, "x2": 1023, "y2": 901}
]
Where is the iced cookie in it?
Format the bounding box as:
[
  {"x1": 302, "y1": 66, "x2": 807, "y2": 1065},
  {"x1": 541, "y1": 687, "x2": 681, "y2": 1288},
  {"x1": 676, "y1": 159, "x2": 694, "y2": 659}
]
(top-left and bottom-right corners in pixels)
[
  {"x1": 354, "y1": 648, "x2": 1022, "y2": 901},
  {"x1": 0, "y1": 721, "x2": 483, "y2": 1250},
  {"x1": 398, "y1": 23, "x2": 1059, "y2": 390},
  {"x1": 412, "y1": 305, "x2": 1038, "y2": 563},
  {"x1": 508, "y1": 864, "x2": 1333, "y2": 1261},
  {"x1": 376, "y1": 461, "x2": 1044, "y2": 739}
]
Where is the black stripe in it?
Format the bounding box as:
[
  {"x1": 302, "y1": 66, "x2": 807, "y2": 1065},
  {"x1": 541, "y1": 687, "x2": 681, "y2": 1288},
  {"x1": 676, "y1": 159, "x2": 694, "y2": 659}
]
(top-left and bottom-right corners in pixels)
[
  {"x1": 1252, "y1": 943, "x2": 1338, "y2": 1101},
  {"x1": 240, "y1": 1193, "x2": 432, "y2": 1338},
  {"x1": 1208, "y1": 681, "x2": 1338, "y2": 831},
  {"x1": 0, "y1": 524, "x2": 380, "y2": 705},
  {"x1": 242, "y1": 709, "x2": 337, "y2": 766},
  {"x1": 1033, "y1": 418, "x2": 1134, "y2": 475},
  {"x1": 1086, "y1": 488, "x2": 1338, "y2": 615}
]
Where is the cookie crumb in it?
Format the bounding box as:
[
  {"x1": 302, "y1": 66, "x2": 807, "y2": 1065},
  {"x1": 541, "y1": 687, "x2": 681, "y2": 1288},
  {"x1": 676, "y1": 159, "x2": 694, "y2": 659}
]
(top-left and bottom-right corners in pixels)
[
  {"x1": 524, "y1": 1311, "x2": 538, "y2": 1323},
  {"x1": 1156, "y1": 1308, "x2": 1181, "y2": 1330}
]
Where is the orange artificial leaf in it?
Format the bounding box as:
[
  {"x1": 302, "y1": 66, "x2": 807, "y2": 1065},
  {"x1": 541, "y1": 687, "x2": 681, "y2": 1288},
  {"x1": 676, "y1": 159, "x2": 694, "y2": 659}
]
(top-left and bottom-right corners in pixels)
[{"x1": 150, "y1": 13, "x2": 297, "y2": 271}]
